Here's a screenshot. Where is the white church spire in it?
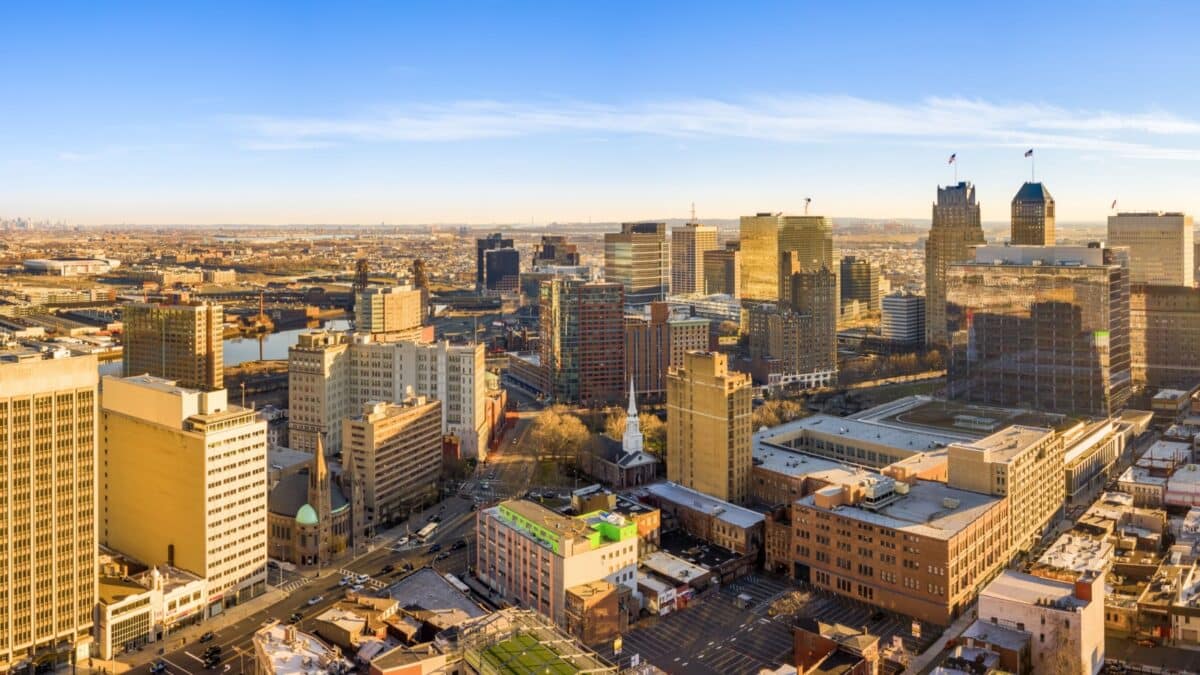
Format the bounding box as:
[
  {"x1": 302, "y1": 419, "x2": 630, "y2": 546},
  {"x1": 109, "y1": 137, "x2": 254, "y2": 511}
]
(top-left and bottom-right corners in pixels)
[{"x1": 622, "y1": 377, "x2": 643, "y2": 455}]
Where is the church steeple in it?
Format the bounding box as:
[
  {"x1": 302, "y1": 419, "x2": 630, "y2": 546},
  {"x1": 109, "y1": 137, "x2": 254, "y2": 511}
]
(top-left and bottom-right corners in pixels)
[
  {"x1": 622, "y1": 378, "x2": 643, "y2": 456},
  {"x1": 308, "y1": 432, "x2": 333, "y2": 565}
]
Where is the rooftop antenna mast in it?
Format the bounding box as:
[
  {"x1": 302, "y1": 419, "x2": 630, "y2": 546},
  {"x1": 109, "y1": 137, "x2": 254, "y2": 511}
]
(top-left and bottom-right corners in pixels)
[
  {"x1": 690, "y1": 202, "x2": 696, "y2": 224},
  {"x1": 804, "y1": 197, "x2": 812, "y2": 215}
]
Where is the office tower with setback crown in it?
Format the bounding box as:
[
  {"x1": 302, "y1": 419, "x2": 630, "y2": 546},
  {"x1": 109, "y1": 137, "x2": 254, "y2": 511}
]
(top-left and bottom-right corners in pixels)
[
  {"x1": 1010, "y1": 182, "x2": 1056, "y2": 246},
  {"x1": 0, "y1": 351, "x2": 98, "y2": 672},
  {"x1": 925, "y1": 181, "x2": 985, "y2": 346},
  {"x1": 946, "y1": 244, "x2": 1131, "y2": 418},
  {"x1": 666, "y1": 351, "x2": 753, "y2": 504}
]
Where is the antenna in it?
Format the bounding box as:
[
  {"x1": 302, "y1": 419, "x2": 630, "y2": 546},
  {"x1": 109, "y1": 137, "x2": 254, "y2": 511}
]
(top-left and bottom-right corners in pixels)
[
  {"x1": 690, "y1": 202, "x2": 696, "y2": 224},
  {"x1": 804, "y1": 197, "x2": 812, "y2": 215}
]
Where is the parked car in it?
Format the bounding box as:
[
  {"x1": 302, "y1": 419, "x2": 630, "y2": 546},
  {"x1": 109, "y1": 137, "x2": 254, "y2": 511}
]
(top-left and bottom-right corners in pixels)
[
  {"x1": 435, "y1": 552, "x2": 450, "y2": 561},
  {"x1": 451, "y1": 540, "x2": 466, "y2": 551},
  {"x1": 150, "y1": 662, "x2": 168, "y2": 674},
  {"x1": 381, "y1": 564, "x2": 395, "y2": 574},
  {"x1": 429, "y1": 543, "x2": 442, "y2": 553},
  {"x1": 198, "y1": 632, "x2": 215, "y2": 643},
  {"x1": 307, "y1": 595, "x2": 323, "y2": 606},
  {"x1": 288, "y1": 613, "x2": 302, "y2": 624},
  {"x1": 338, "y1": 577, "x2": 350, "y2": 587},
  {"x1": 396, "y1": 536, "x2": 410, "y2": 546},
  {"x1": 203, "y1": 645, "x2": 222, "y2": 656},
  {"x1": 351, "y1": 584, "x2": 365, "y2": 592}
]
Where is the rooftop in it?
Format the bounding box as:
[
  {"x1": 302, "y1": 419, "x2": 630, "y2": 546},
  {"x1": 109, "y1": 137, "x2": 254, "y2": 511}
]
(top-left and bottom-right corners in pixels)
[
  {"x1": 799, "y1": 479, "x2": 1002, "y2": 540},
  {"x1": 1036, "y1": 533, "x2": 1113, "y2": 574},
  {"x1": 641, "y1": 550, "x2": 712, "y2": 584},
  {"x1": 980, "y1": 570, "x2": 1087, "y2": 610},
  {"x1": 387, "y1": 568, "x2": 487, "y2": 624},
  {"x1": 253, "y1": 622, "x2": 345, "y2": 675},
  {"x1": 1012, "y1": 181, "x2": 1054, "y2": 203},
  {"x1": 949, "y1": 425, "x2": 1054, "y2": 464},
  {"x1": 961, "y1": 619, "x2": 1031, "y2": 652},
  {"x1": 640, "y1": 481, "x2": 765, "y2": 529},
  {"x1": 756, "y1": 413, "x2": 964, "y2": 459}
]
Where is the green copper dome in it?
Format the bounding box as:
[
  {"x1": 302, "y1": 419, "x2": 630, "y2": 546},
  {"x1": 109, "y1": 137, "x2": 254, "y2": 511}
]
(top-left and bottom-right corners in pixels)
[{"x1": 295, "y1": 503, "x2": 319, "y2": 526}]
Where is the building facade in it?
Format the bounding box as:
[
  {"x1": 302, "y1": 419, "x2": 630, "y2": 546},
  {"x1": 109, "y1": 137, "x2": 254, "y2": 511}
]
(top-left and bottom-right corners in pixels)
[
  {"x1": 882, "y1": 292, "x2": 926, "y2": 345},
  {"x1": 475, "y1": 500, "x2": 638, "y2": 625},
  {"x1": 604, "y1": 222, "x2": 669, "y2": 308},
  {"x1": 343, "y1": 398, "x2": 442, "y2": 525},
  {"x1": 624, "y1": 303, "x2": 709, "y2": 400},
  {"x1": 1107, "y1": 212, "x2": 1194, "y2": 287},
  {"x1": 666, "y1": 352, "x2": 753, "y2": 504},
  {"x1": 354, "y1": 286, "x2": 424, "y2": 342},
  {"x1": 924, "y1": 181, "x2": 985, "y2": 346},
  {"x1": 122, "y1": 297, "x2": 224, "y2": 391},
  {"x1": 101, "y1": 375, "x2": 268, "y2": 611},
  {"x1": 0, "y1": 351, "x2": 98, "y2": 672},
  {"x1": 266, "y1": 437, "x2": 365, "y2": 566},
  {"x1": 670, "y1": 222, "x2": 718, "y2": 295},
  {"x1": 946, "y1": 245, "x2": 1132, "y2": 418},
  {"x1": 739, "y1": 213, "x2": 783, "y2": 301},
  {"x1": 539, "y1": 278, "x2": 626, "y2": 405},
  {"x1": 475, "y1": 232, "x2": 513, "y2": 290},
  {"x1": 1130, "y1": 284, "x2": 1200, "y2": 387},
  {"x1": 840, "y1": 256, "x2": 881, "y2": 312},
  {"x1": 1011, "y1": 182, "x2": 1056, "y2": 246},
  {"x1": 702, "y1": 243, "x2": 740, "y2": 297}
]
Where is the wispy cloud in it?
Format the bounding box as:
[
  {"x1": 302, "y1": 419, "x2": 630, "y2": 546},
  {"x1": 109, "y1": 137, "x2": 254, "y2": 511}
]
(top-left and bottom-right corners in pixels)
[{"x1": 232, "y1": 95, "x2": 1200, "y2": 160}]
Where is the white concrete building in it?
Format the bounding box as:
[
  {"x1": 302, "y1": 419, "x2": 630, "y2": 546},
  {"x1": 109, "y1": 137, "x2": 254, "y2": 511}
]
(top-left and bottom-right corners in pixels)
[
  {"x1": 881, "y1": 291, "x2": 925, "y2": 345},
  {"x1": 1107, "y1": 211, "x2": 1194, "y2": 287},
  {"x1": 252, "y1": 621, "x2": 347, "y2": 675},
  {"x1": 288, "y1": 330, "x2": 489, "y2": 458},
  {"x1": 978, "y1": 570, "x2": 1105, "y2": 675}
]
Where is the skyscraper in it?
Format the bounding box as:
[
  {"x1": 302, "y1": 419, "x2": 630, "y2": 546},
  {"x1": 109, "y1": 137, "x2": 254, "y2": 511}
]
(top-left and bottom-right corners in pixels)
[
  {"x1": 604, "y1": 222, "x2": 669, "y2": 307},
  {"x1": 703, "y1": 242, "x2": 740, "y2": 296},
  {"x1": 122, "y1": 295, "x2": 224, "y2": 390},
  {"x1": 476, "y1": 232, "x2": 514, "y2": 290},
  {"x1": 1107, "y1": 211, "x2": 1194, "y2": 287},
  {"x1": 534, "y1": 235, "x2": 580, "y2": 266},
  {"x1": 666, "y1": 352, "x2": 752, "y2": 504},
  {"x1": 882, "y1": 292, "x2": 926, "y2": 345},
  {"x1": 739, "y1": 212, "x2": 783, "y2": 301},
  {"x1": 779, "y1": 215, "x2": 835, "y2": 275},
  {"x1": 946, "y1": 245, "x2": 1131, "y2": 417},
  {"x1": 1011, "y1": 182, "x2": 1056, "y2": 245},
  {"x1": 483, "y1": 247, "x2": 521, "y2": 293},
  {"x1": 539, "y1": 278, "x2": 626, "y2": 404},
  {"x1": 0, "y1": 350, "x2": 98, "y2": 672},
  {"x1": 101, "y1": 375, "x2": 268, "y2": 604},
  {"x1": 670, "y1": 221, "x2": 718, "y2": 295},
  {"x1": 924, "y1": 181, "x2": 985, "y2": 347},
  {"x1": 840, "y1": 255, "x2": 881, "y2": 312}
]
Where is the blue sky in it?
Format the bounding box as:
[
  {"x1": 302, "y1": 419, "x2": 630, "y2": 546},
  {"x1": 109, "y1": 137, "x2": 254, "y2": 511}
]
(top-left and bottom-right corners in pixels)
[{"x1": 3, "y1": 2, "x2": 1200, "y2": 225}]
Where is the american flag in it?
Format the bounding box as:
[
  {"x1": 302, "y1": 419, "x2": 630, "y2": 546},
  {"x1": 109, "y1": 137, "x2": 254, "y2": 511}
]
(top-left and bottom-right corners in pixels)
[
  {"x1": 1024, "y1": 148, "x2": 1034, "y2": 158},
  {"x1": 1111, "y1": 199, "x2": 1118, "y2": 210},
  {"x1": 948, "y1": 153, "x2": 956, "y2": 165}
]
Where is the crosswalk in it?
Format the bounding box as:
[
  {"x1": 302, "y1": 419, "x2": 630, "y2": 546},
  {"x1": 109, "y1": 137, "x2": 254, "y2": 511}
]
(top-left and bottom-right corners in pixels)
[
  {"x1": 276, "y1": 577, "x2": 312, "y2": 594},
  {"x1": 336, "y1": 569, "x2": 387, "y2": 590}
]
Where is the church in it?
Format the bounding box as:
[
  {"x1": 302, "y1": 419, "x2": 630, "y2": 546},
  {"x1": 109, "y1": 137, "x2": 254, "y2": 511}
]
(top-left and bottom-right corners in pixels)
[
  {"x1": 579, "y1": 379, "x2": 661, "y2": 488},
  {"x1": 267, "y1": 436, "x2": 366, "y2": 566}
]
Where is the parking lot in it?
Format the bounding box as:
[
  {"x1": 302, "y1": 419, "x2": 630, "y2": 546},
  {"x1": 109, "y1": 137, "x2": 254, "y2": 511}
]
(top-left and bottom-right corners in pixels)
[{"x1": 594, "y1": 574, "x2": 943, "y2": 675}]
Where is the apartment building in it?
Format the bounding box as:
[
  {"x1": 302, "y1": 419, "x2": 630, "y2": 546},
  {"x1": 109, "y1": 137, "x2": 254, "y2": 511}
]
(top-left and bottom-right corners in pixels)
[
  {"x1": 343, "y1": 397, "x2": 442, "y2": 524},
  {"x1": 475, "y1": 500, "x2": 638, "y2": 625},
  {"x1": 101, "y1": 375, "x2": 268, "y2": 614},
  {"x1": 948, "y1": 426, "x2": 1065, "y2": 556},
  {"x1": 0, "y1": 351, "x2": 98, "y2": 672},
  {"x1": 624, "y1": 303, "x2": 709, "y2": 400}
]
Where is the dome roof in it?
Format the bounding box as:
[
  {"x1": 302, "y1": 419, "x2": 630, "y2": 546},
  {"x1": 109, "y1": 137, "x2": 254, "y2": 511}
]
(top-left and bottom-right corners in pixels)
[{"x1": 295, "y1": 503, "x2": 319, "y2": 526}]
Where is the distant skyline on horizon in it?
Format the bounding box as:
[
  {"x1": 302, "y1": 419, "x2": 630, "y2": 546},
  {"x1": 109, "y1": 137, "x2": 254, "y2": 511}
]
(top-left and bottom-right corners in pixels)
[{"x1": 5, "y1": 3, "x2": 1200, "y2": 226}]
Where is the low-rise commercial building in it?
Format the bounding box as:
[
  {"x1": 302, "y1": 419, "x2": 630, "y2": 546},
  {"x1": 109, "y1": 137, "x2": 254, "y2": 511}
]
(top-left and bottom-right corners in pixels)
[{"x1": 638, "y1": 481, "x2": 765, "y2": 556}]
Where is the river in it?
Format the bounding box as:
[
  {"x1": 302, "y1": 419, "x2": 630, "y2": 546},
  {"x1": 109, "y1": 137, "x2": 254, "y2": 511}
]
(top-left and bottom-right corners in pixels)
[{"x1": 98, "y1": 319, "x2": 351, "y2": 377}]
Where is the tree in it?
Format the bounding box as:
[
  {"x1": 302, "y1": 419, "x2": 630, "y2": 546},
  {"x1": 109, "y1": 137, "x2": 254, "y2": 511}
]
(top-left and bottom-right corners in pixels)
[
  {"x1": 639, "y1": 413, "x2": 666, "y2": 453},
  {"x1": 753, "y1": 399, "x2": 807, "y2": 429},
  {"x1": 528, "y1": 405, "x2": 590, "y2": 466}
]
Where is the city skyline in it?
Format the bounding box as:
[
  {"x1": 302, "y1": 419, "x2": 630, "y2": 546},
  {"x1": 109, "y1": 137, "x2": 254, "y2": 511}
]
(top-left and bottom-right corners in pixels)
[{"x1": 6, "y1": 3, "x2": 1200, "y2": 224}]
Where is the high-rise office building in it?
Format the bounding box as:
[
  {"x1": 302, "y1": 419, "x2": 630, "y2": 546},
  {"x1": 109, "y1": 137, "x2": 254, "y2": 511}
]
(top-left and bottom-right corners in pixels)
[
  {"x1": 924, "y1": 182, "x2": 985, "y2": 346},
  {"x1": 343, "y1": 397, "x2": 443, "y2": 525},
  {"x1": 476, "y1": 232, "x2": 514, "y2": 290},
  {"x1": 740, "y1": 212, "x2": 783, "y2": 301},
  {"x1": 483, "y1": 247, "x2": 521, "y2": 293},
  {"x1": 604, "y1": 222, "x2": 669, "y2": 307},
  {"x1": 666, "y1": 352, "x2": 753, "y2": 504},
  {"x1": 539, "y1": 278, "x2": 626, "y2": 404},
  {"x1": 1107, "y1": 211, "x2": 1194, "y2": 287},
  {"x1": 702, "y1": 242, "x2": 740, "y2": 297},
  {"x1": 0, "y1": 351, "x2": 98, "y2": 672},
  {"x1": 840, "y1": 256, "x2": 881, "y2": 312},
  {"x1": 355, "y1": 285, "x2": 425, "y2": 342},
  {"x1": 101, "y1": 375, "x2": 268, "y2": 606},
  {"x1": 946, "y1": 245, "x2": 1131, "y2": 418},
  {"x1": 780, "y1": 215, "x2": 836, "y2": 275},
  {"x1": 534, "y1": 235, "x2": 580, "y2": 266},
  {"x1": 670, "y1": 222, "x2": 719, "y2": 295},
  {"x1": 789, "y1": 267, "x2": 839, "y2": 368},
  {"x1": 122, "y1": 296, "x2": 224, "y2": 390},
  {"x1": 1011, "y1": 182, "x2": 1056, "y2": 246},
  {"x1": 289, "y1": 333, "x2": 490, "y2": 458},
  {"x1": 882, "y1": 292, "x2": 926, "y2": 345},
  {"x1": 1130, "y1": 284, "x2": 1200, "y2": 388}
]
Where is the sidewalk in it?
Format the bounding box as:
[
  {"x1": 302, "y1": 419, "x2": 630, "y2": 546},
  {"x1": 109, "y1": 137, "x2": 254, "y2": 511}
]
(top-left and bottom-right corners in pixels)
[{"x1": 903, "y1": 603, "x2": 976, "y2": 675}]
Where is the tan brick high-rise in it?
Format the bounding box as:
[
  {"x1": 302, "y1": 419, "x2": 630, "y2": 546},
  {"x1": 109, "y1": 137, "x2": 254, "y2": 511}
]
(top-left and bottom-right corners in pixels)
[
  {"x1": 122, "y1": 297, "x2": 223, "y2": 391},
  {"x1": 0, "y1": 351, "x2": 99, "y2": 671},
  {"x1": 666, "y1": 352, "x2": 752, "y2": 503}
]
